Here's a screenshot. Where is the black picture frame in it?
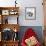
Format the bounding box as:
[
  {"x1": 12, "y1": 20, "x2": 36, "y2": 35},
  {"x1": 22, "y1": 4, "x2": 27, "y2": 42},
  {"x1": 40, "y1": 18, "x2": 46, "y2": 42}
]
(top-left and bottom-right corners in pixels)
[{"x1": 25, "y1": 7, "x2": 36, "y2": 20}]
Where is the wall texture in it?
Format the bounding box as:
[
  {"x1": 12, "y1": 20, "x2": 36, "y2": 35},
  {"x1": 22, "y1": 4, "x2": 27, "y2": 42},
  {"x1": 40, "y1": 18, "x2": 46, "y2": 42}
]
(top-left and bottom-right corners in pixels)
[
  {"x1": 18, "y1": 0, "x2": 44, "y2": 26},
  {"x1": 0, "y1": 0, "x2": 44, "y2": 26}
]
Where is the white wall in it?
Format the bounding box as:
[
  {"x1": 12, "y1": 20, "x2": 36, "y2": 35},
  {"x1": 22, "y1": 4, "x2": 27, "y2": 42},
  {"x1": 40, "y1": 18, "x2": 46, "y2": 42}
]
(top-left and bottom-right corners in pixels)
[
  {"x1": 0, "y1": 0, "x2": 44, "y2": 26},
  {"x1": 18, "y1": 0, "x2": 44, "y2": 26}
]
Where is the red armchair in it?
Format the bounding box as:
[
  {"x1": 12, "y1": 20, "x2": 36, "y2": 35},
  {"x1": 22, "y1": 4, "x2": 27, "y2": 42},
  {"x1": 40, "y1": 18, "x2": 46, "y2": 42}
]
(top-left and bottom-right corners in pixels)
[{"x1": 21, "y1": 28, "x2": 41, "y2": 46}]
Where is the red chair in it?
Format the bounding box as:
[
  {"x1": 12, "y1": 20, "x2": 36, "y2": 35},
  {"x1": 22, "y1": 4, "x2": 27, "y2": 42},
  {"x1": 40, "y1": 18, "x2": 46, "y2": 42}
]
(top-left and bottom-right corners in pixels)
[{"x1": 21, "y1": 28, "x2": 41, "y2": 46}]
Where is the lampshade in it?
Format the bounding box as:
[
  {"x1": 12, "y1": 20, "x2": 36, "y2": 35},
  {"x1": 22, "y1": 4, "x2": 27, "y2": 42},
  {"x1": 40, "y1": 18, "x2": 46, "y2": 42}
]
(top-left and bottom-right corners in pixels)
[{"x1": 13, "y1": 28, "x2": 17, "y2": 32}]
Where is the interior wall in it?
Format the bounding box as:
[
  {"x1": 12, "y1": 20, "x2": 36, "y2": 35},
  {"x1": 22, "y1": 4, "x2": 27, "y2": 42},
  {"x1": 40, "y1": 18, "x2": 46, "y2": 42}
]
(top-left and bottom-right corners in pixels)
[
  {"x1": 18, "y1": 0, "x2": 44, "y2": 26},
  {"x1": 0, "y1": 0, "x2": 44, "y2": 26}
]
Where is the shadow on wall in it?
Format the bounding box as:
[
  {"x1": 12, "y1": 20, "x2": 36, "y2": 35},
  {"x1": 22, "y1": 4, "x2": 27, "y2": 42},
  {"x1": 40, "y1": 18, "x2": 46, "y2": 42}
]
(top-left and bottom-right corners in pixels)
[{"x1": 18, "y1": 26, "x2": 43, "y2": 44}]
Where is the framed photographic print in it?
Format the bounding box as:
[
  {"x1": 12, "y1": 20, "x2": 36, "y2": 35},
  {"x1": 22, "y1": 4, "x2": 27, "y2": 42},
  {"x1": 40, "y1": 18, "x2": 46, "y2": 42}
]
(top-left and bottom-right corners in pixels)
[
  {"x1": 25, "y1": 7, "x2": 36, "y2": 20},
  {"x1": 2, "y1": 10, "x2": 9, "y2": 15}
]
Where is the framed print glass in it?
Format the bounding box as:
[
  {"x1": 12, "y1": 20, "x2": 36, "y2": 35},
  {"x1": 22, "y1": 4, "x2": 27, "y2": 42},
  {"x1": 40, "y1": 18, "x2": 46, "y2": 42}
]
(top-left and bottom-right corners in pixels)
[
  {"x1": 25, "y1": 7, "x2": 36, "y2": 20},
  {"x1": 2, "y1": 10, "x2": 9, "y2": 15}
]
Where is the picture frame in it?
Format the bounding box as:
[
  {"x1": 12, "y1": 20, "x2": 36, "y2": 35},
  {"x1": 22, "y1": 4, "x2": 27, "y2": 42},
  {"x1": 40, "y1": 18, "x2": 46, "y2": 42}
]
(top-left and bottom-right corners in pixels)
[
  {"x1": 2, "y1": 10, "x2": 9, "y2": 15},
  {"x1": 25, "y1": 7, "x2": 36, "y2": 20}
]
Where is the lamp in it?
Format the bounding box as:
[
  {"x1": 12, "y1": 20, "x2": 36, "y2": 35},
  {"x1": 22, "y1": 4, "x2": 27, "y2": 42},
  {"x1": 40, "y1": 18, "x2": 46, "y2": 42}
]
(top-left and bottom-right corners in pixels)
[
  {"x1": 15, "y1": 0, "x2": 17, "y2": 7},
  {"x1": 14, "y1": 28, "x2": 17, "y2": 32}
]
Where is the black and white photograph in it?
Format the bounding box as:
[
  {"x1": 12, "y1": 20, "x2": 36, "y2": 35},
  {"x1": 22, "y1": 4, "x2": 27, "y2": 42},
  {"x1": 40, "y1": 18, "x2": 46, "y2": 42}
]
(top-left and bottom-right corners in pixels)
[{"x1": 25, "y1": 7, "x2": 36, "y2": 20}]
